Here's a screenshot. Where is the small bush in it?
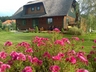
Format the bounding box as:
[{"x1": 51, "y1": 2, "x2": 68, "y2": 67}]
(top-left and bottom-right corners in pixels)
[
  {"x1": 35, "y1": 26, "x2": 39, "y2": 33},
  {"x1": 68, "y1": 26, "x2": 85, "y2": 35},
  {"x1": 61, "y1": 28, "x2": 64, "y2": 33}
]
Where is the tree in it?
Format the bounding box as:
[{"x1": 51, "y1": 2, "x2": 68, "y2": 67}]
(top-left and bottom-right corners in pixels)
[
  {"x1": 77, "y1": 0, "x2": 96, "y2": 15},
  {"x1": 0, "y1": 20, "x2": 2, "y2": 28},
  {"x1": 77, "y1": 0, "x2": 96, "y2": 32},
  {"x1": 0, "y1": 16, "x2": 11, "y2": 22},
  {"x1": 11, "y1": 22, "x2": 16, "y2": 30}
]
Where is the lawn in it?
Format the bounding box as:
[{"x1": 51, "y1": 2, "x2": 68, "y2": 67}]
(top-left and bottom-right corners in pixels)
[
  {"x1": 0, "y1": 31, "x2": 95, "y2": 53},
  {"x1": 0, "y1": 31, "x2": 52, "y2": 50},
  {"x1": 0, "y1": 31, "x2": 96, "y2": 71}
]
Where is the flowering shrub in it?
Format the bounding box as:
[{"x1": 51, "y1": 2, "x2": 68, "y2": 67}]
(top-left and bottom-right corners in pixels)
[
  {"x1": 0, "y1": 28, "x2": 95, "y2": 72},
  {"x1": 87, "y1": 39, "x2": 96, "y2": 72}
]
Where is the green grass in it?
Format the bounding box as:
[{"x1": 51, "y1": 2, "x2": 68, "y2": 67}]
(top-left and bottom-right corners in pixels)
[
  {"x1": 0, "y1": 31, "x2": 52, "y2": 49},
  {"x1": 0, "y1": 31, "x2": 96, "y2": 53}
]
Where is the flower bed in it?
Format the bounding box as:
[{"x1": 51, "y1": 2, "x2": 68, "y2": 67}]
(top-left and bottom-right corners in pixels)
[{"x1": 0, "y1": 28, "x2": 96, "y2": 72}]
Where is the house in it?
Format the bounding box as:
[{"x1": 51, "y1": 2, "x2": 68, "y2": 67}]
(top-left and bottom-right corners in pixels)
[
  {"x1": 2, "y1": 20, "x2": 16, "y2": 26},
  {"x1": 11, "y1": 0, "x2": 79, "y2": 30}
]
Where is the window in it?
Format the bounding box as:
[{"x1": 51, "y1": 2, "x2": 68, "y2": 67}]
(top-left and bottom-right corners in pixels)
[
  {"x1": 22, "y1": 20, "x2": 26, "y2": 26},
  {"x1": 47, "y1": 18, "x2": 53, "y2": 24},
  {"x1": 36, "y1": 6, "x2": 40, "y2": 10},
  {"x1": 31, "y1": 7, "x2": 35, "y2": 11},
  {"x1": 71, "y1": 8, "x2": 74, "y2": 13}
]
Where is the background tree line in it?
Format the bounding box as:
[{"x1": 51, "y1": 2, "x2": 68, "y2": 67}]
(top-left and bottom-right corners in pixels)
[
  {"x1": 77, "y1": 0, "x2": 96, "y2": 32},
  {"x1": 0, "y1": 16, "x2": 11, "y2": 22}
]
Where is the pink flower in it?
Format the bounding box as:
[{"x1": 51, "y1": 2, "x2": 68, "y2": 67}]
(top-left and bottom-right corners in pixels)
[
  {"x1": 10, "y1": 51, "x2": 26, "y2": 61},
  {"x1": 1, "y1": 64, "x2": 11, "y2": 71},
  {"x1": 94, "y1": 58, "x2": 96, "y2": 62},
  {"x1": 10, "y1": 51, "x2": 18, "y2": 60},
  {"x1": 54, "y1": 40, "x2": 64, "y2": 46},
  {"x1": 49, "y1": 65, "x2": 60, "y2": 72},
  {"x1": 76, "y1": 69, "x2": 89, "y2": 72},
  {"x1": 37, "y1": 60, "x2": 43, "y2": 66},
  {"x1": 87, "y1": 54, "x2": 91, "y2": 59},
  {"x1": 77, "y1": 52, "x2": 88, "y2": 65},
  {"x1": 94, "y1": 39, "x2": 96, "y2": 43},
  {"x1": 71, "y1": 50, "x2": 76, "y2": 55},
  {"x1": 18, "y1": 42, "x2": 30, "y2": 48},
  {"x1": 57, "y1": 52, "x2": 64, "y2": 58},
  {"x1": 22, "y1": 66, "x2": 33, "y2": 72},
  {"x1": 69, "y1": 56, "x2": 76, "y2": 64},
  {"x1": 90, "y1": 50, "x2": 95, "y2": 54},
  {"x1": 33, "y1": 36, "x2": 48, "y2": 46},
  {"x1": 52, "y1": 52, "x2": 64, "y2": 61},
  {"x1": 0, "y1": 51, "x2": 7, "y2": 59},
  {"x1": 92, "y1": 46, "x2": 96, "y2": 49},
  {"x1": 25, "y1": 48, "x2": 33, "y2": 53},
  {"x1": 0, "y1": 61, "x2": 3, "y2": 65},
  {"x1": 52, "y1": 55, "x2": 61, "y2": 61},
  {"x1": 62, "y1": 38, "x2": 70, "y2": 44},
  {"x1": 7, "y1": 60, "x2": 13, "y2": 65},
  {"x1": 43, "y1": 52, "x2": 51, "y2": 58},
  {"x1": 65, "y1": 58, "x2": 70, "y2": 62},
  {"x1": 4, "y1": 41, "x2": 12, "y2": 46},
  {"x1": 82, "y1": 46, "x2": 84, "y2": 49},
  {"x1": 53, "y1": 28, "x2": 60, "y2": 33},
  {"x1": 72, "y1": 37, "x2": 79, "y2": 41},
  {"x1": 17, "y1": 53, "x2": 26, "y2": 61},
  {"x1": 26, "y1": 55, "x2": 32, "y2": 62},
  {"x1": 32, "y1": 57, "x2": 38, "y2": 63},
  {"x1": 32, "y1": 57, "x2": 43, "y2": 66}
]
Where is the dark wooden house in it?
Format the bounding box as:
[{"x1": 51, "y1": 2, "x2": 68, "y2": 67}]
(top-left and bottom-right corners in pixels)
[{"x1": 11, "y1": 0, "x2": 79, "y2": 30}]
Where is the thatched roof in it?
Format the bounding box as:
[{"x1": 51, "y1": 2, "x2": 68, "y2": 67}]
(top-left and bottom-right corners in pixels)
[{"x1": 12, "y1": 0, "x2": 74, "y2": 19}]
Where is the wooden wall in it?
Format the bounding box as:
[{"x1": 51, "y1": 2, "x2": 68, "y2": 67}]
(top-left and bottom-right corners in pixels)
[
  {"x1": 16, "y1": 16, "x2": 64, "y2": 30},
  {"x1": 26, "y1": 5, "x2": 45, "y2": 14}
]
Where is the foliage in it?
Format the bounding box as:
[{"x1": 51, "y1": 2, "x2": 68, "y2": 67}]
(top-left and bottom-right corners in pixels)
[
  {"x1": 0, "y1": 29, "x2": 91, "y2": 72},
  {"x1": 78, "y1": 0, "x2": 96, "y2": 15},
  {"x1": 61, "y1": 28, "x2": 64, "y2": 33},
  {"x1": 77, "y1": 0, "x2": 96, "y2": 32},
  {"x1": 87, "y1": 40, "x2": 96, "y2": 72},
  {"x1": 68, "y1": 26, "x2": 85, "y2": 35},
  {"x1": 2, "y1": 25, "x2": 6, "y2": 30},
  {"x1": 2, "y1": 25, "x2": 9, "y2": 31},
  {"x1": 10, "y1": 22, "x2": 16, "y2": 30},
  {"x1": 0, "y1": 20, "x2": 2, "y2": 28},
  {"x1": 80, "y1": 17, "x2": 87, "y2": 32},
  {"x1": 35, "y1": 26, "x2": 39, "y2": 33},
  {"x1": 0, "y1": 16, "x2": 11, "y2": 22}
]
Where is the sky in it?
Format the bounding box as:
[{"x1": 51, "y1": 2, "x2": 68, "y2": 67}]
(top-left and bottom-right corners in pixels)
[
  {"x1": 0, "y1": 0, "x2": 34, "y2": 16},
  {"x1": 0, "y1": 0, "x2": 79, "y2": 17}
]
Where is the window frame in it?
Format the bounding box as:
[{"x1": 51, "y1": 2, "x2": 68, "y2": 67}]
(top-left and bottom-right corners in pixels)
[
  {"x1": 36, "y1": 6, "x2": 40, "y2": 11},
  {"x1": 22, "y1": 20, "x2": 26, "y2": 26},
  {"x1": 47, "y1": 18, "x2": 53, "y2": 24},
  {"x1": 31, "y1": 7, "x2": 35, "y2": 11}
]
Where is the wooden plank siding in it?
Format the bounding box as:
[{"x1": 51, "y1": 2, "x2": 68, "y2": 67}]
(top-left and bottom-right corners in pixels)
[
  {"x1": 63, "y1": 16, "x2": 76, "y2": 29},
  {"x1": 26, "y1": 5, "x2": 45, "y2": 14},
  {"x1": 16, "y1": 15, "x2": 76, "y2": 30},
  {"x1": 16, "y1": 16, "x2": 64, "y2": 30}
]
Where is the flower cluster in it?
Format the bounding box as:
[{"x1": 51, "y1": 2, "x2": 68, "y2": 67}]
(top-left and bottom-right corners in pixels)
[{"x1": 0, "y1": 30, "x2": 92, "y2": 72}]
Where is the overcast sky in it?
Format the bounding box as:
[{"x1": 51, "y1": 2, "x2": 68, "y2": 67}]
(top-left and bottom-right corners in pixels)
[
  {"x1": 0, "y1": 0, "x2": 78, "y2": 16},
  {"x1": 0, "y1": 0, "x2": 34, "y2": 16}
]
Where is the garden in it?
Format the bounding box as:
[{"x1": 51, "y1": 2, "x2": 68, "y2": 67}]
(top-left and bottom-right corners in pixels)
[{"x1": 0, "y1": 28, "x2": 96, "y2": 72}]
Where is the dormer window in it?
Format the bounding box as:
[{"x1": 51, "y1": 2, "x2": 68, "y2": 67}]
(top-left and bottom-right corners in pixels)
[
  {"x1": 31, "y1": 7, "x2": 35, "y2": 11},
  {"x1": 36, "y1": 6, "x2": 40, "y2": 10}
]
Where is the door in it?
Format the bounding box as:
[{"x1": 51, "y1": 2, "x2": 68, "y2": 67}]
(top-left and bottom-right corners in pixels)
[{"x1": 32, "y1": 19, "x2": 39, "y2": 28}]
